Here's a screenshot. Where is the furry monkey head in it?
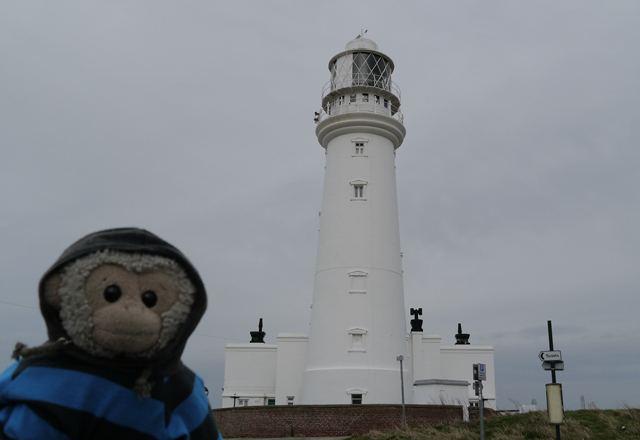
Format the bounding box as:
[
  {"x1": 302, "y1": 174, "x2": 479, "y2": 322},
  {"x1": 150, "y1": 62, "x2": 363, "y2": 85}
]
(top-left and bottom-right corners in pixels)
[{"x1": 37, "y1": 228, "x2": 207, "y2": 371}]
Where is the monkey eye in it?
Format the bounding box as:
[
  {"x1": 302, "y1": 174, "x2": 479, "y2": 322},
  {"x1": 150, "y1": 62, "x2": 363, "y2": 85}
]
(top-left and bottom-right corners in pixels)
[
  {"x1": 104, "y1": 285, "x2": 122, "y2": 303},
  {"x1": 141, "y1": 290, "x2": 158, "y2": 308}
]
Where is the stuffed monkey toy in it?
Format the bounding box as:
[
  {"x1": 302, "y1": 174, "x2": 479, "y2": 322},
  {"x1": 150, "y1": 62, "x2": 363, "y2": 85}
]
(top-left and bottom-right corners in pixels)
[{"x1": 0, "y1": 228, "x2": 221, "y2": 440}]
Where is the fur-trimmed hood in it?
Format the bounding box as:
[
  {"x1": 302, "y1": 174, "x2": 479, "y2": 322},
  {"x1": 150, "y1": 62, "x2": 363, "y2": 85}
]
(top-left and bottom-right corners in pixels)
[{"x1": 38, "y1": 228, "x2": 207, "y2": 375}]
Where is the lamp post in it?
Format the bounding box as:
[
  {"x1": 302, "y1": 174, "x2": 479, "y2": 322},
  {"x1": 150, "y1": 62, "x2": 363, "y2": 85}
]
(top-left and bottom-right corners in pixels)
[{"x1": 397, "y1": 356, "x2": 407, "y2": 429}]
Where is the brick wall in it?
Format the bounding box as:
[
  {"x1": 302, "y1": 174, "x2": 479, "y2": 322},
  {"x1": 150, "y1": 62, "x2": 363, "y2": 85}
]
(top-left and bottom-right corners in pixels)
[{"x1": 213, "y1": 404, "x2": 464, "y2": 438}]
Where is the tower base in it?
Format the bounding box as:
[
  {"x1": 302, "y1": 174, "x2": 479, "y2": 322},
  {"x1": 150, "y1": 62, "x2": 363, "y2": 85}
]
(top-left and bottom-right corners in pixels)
[{"x1": 300, "y1": 367, "x2": 413, "y2": 405}]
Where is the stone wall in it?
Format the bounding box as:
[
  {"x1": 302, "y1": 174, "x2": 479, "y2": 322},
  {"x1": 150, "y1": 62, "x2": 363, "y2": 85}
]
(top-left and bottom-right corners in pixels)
[{"x1": 213, "y1": 404, "x2": 464, "y2": 438}]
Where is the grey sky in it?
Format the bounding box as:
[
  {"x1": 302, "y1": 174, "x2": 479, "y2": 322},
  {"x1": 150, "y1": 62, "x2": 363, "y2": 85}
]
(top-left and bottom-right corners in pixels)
[{"x1": 1, "y1": 1, "x2": 639, "y2": 410}]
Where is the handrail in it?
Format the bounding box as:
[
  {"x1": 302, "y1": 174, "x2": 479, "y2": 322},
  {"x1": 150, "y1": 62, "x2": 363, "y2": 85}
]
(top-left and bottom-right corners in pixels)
[
  {"x1": 316, "y1": 102, "x2": 404, "y2": 125},
  {"x1": 321, "y1": 74, "x2": 401, "y2": 103}
]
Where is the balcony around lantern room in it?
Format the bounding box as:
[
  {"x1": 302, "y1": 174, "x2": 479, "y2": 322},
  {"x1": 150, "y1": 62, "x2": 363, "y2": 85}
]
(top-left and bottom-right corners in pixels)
[{"x1": 318, "y1": 77, "x2": 404, "y2": 125}]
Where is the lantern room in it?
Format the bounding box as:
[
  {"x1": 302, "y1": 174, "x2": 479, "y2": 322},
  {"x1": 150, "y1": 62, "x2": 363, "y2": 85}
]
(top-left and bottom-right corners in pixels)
[{"x1": 320, "y1": 37, "x2": 402, "y2": 120}]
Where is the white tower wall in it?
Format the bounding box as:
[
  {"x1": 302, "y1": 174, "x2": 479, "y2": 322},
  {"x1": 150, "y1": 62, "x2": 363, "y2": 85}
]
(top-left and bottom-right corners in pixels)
[{"x1": 301, "y1": 38, "x2": 411, "y2": 404}]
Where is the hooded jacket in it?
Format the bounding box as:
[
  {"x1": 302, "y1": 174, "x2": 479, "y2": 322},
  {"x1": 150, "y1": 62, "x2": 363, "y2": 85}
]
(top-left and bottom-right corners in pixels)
[{"x1": 0, "y1": 228, "x2": 221, "y2": 440}]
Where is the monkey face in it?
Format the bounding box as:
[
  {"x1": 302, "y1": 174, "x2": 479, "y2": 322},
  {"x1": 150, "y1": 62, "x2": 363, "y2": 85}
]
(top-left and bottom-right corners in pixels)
[
  {"x1": 45, "y1": 250, "x2": 196, "y2": 359},
  {"x1": 84, "y1": 265, "x2": 178, "y2": 355}
]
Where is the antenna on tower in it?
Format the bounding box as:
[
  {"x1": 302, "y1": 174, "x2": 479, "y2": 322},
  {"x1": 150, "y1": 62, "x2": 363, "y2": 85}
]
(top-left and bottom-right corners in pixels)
[{"x1": 356, "y1": 29, "x2": 368, "y2": 39}]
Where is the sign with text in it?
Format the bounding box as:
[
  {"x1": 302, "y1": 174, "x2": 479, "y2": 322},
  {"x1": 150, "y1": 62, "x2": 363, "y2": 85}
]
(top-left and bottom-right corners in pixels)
[
  {"x1": 539, "y1": 350, "x2": 562, "y2": 362},
  {"x1": 473, "y1": 363, "x2": 486, "y2": 381}
]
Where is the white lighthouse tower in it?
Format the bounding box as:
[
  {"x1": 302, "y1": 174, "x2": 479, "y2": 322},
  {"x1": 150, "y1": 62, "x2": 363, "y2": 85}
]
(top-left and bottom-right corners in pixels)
[{"x1": 301, "y1": 36, "x2": 411, "y2": 404}]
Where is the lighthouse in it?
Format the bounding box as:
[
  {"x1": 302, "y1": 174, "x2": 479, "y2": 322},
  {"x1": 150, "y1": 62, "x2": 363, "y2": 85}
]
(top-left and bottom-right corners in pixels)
[
  {"x1": 220, "y1": 36, "x2": 497, "y2": 412},
  {"x1": 300, "y1": 36, "x2": 412, "y2": 404}
]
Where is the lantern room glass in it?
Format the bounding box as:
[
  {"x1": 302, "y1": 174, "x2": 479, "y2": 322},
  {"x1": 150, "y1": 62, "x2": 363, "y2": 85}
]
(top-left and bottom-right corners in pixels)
[{"x1": 352, "y1": 52, "x2": 390, "y2": 90}]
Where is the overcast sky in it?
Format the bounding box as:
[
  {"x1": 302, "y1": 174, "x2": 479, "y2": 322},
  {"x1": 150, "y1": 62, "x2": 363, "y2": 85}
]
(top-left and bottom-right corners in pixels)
[{"x1": 1, "y1": 1, "x2": 639, "y2": 411}]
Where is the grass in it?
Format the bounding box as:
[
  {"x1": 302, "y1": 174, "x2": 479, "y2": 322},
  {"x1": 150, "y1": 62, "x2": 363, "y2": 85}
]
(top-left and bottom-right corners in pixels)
[{"x1": 348, "y1": 408, "x2": 640, "y2": 440}]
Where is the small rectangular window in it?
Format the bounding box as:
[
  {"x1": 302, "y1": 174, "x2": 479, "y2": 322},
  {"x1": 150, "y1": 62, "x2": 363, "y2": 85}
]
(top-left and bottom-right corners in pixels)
[
  {"x1": 349, "y1": 272, "x2": 367, "y2": 293},
  {"x1": 339, "y1": 96, "x2": 345, "y2": 105},
  {"x1": 238, "y1": 399, "x2": 248, "y2": 407},
  {"x1": 384, "y1": 98, "x2": 388, "y2": 108},
  {"x1": 355, "y1": 142, "x2": 364, "y2": 155},
  {"x1": 374, "y1": 95, "x2": 380, "y2": 104},
  {"x1": 267, "y1": 399, "x2": 275, "y2": 406},
  {"x1": 287, "y1": 396, "x2": 294, "y2": 405},
  {"x1": 351, "y1": 394, "x2": 363, "y2": 404},
  {"x1": 362, "y1": 93, "x2": 369, "y2": 102},
  {"x1": 350, "y1": 94, "x2": 356, "y2": 103},
  {"x1": 354, "y1": 185, "x2": 363, "y2": 198}
]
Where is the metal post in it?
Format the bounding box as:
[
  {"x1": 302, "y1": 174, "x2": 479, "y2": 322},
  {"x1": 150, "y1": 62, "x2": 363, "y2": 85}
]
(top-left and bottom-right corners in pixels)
[
  {"x1": 479, "y1": 382, "x2": 484, "y2": 440},
  {"x1": 548, "y1": 321, "x2": 556, "y2": 384},
  {"x1": 548, "y1": 320, "x2": 561, "y2": 440},
  {"x1": 397, "y1": 356, "x2": 407, "y2": 429}
]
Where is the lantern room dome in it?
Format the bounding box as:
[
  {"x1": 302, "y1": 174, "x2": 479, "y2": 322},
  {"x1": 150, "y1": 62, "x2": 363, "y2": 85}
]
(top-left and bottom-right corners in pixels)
[{"x1": 345, "y1": 37, "x2": 378, "y2": 51}]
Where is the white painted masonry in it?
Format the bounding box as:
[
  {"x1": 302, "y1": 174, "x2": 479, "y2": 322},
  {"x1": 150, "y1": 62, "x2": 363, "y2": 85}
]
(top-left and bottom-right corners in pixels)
[{"x1": 221, "y1": 344, "x2": 277, "y2": 407}]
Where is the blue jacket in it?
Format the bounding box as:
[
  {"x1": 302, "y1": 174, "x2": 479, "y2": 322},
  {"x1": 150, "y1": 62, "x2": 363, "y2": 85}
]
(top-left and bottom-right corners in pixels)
[{"x1": 0, "y1": 354, "x2": 221, "y2": 440}]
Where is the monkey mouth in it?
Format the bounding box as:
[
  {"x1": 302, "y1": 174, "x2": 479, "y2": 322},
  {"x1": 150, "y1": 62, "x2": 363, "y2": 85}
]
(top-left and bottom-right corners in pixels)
[
  {"x1": 94, "y1": 328, "x2": 158, "y2": 337},
  {"x1": 93, "y1": 327, "x2": 160, "y2": 354}
]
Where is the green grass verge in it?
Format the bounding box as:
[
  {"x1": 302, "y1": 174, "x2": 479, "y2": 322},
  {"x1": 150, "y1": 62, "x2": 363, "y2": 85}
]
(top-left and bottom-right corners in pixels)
[{"x1": 348, "y1": 408, "x2": 640, "y2": 440}]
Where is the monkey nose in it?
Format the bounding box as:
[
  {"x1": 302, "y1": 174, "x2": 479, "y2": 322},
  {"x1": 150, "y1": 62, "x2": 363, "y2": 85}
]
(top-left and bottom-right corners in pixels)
[{"x1": 122, "y1": 301, "x2": 144, "y2": 312}]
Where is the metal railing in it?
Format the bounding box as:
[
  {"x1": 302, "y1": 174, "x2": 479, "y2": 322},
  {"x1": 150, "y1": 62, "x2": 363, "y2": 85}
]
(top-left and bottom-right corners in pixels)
[
  {"x1": 316, "y1": 101, "x2": 404, "y2": 125},
  {"x1": 321, "y1": 74, "x2": 402, "y2": 103}
]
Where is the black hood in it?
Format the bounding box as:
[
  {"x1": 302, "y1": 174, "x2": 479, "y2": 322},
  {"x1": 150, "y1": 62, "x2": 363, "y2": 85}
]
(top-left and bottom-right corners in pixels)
[{"x1": 38, "y1": 228, "x2": 207, "y2": 375}]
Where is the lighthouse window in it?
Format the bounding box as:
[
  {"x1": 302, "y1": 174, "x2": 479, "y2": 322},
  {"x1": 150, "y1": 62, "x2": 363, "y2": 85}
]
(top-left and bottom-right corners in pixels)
[
  {"x1": 351, "y1": 394, "x2": 363, "y2": 405},
  {"x1": 339, "y1": 95, "x2": 345, "y2": 105},
  {"x1": 384, "y1": 99, "x2": 388, "y2": 108},
  {"x1": 287, "y1": 396, "x2": 294, "y2": 405},
  {"x1": 348, "y1": 328, "x2": 367, "y2": 352},
  {"x1": 352, "y1": 52, "x2": 390, "y2": 89},
  {"x1": 362, "y1": 93, "x2": 369, "y2": 102},
  {"x1": 349, "y1": 271, "x2": 367, "y2": 293},
  {"x1": 350, "y1": 94, "x2": 356, "y2": 103},
  {"x1": 350, "y1": 180, "x2": 367, "y2": 200},
  {"x1": 353, "y1": 52, "x2": 368, "y2": 86},
  {"x1": 374, "y1": 95, "x2": 380, "y2": 105},
  {"x1": 352, "y1": 138, "x2": 368, "y2": 157},
  {"x1": 331, "y1": 61, "x2": 337, "y2": 91}
]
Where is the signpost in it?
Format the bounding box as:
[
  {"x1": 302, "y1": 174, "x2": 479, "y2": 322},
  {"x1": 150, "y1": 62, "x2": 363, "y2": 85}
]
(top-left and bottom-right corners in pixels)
[
  {"x1": 473, "y1": 363, "x2": 486, "y2": 440},
  {"x1": 542, "y1": 321, "x2": 564, "y2": 440}
]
